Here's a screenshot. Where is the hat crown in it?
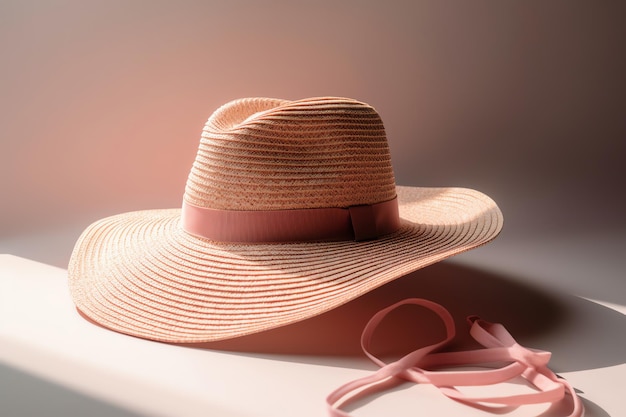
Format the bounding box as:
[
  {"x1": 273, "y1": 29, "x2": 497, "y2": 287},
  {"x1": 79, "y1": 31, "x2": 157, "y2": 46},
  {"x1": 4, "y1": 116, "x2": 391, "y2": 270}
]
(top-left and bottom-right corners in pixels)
[{"x1": 184, "y1": 97, "x2": 397, "y2": 211}]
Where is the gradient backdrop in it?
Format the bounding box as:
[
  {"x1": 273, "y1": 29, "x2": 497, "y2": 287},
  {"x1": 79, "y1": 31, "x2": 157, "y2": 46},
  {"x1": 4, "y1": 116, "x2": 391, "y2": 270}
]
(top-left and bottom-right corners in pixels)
[{"x1": 1, "y1": 1, "x2": 624, "y2": 301}]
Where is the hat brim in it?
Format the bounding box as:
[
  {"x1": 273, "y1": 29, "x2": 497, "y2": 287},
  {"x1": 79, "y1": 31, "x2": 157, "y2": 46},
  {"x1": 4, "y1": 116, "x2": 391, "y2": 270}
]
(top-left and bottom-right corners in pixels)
[{"x1": 68, "y1": 186, "x2": 503, "y2": 343}]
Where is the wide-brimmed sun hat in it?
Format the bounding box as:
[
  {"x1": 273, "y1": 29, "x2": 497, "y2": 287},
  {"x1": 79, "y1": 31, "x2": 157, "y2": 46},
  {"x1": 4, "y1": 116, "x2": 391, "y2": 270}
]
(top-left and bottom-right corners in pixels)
[{"x1": 68, "y1": 96, "x2": 503, "y2": 343}]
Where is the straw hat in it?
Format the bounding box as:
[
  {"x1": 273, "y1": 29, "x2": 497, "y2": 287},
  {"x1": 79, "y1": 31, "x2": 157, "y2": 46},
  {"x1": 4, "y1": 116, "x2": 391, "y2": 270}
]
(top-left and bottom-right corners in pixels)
[{"x1": 68, "y1": 97, "x2": 503, "y2": 343}]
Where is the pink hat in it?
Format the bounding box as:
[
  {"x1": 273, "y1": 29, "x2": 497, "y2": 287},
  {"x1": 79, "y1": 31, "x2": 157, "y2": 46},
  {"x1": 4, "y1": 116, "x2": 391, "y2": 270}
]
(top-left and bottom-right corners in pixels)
[{"x1": 68, "y1": 97, "x2": 503, "y2": 343}]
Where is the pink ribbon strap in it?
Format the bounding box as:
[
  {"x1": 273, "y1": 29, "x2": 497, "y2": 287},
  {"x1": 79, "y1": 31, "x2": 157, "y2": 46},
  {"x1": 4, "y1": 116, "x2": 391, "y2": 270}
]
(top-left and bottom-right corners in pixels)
[
  {"x1": 181, "y1": 197, "x2": 400, "y2": 243},
  {"x1": 327, "y1": 298, "x2": 584, "y2": 417}
]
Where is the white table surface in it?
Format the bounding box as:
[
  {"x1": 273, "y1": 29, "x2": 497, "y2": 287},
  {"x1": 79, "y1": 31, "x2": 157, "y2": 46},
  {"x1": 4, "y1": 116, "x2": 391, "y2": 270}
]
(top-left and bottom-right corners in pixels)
[{"x1": 1, "y1": 254, "x2": 624, "y2": 417}]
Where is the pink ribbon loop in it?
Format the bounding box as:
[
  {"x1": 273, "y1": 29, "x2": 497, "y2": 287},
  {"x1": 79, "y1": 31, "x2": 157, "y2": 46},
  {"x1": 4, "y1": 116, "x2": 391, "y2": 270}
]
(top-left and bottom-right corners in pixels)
[
  {"x1": 467, "y1": 316, "x2": 552, "y2": 369},
  {"x1": 326, "y1": 298, "x2": 584, "y2": 417},
  {"x1": 507, "y1": 344, "x2": 552, "y2": 369}
]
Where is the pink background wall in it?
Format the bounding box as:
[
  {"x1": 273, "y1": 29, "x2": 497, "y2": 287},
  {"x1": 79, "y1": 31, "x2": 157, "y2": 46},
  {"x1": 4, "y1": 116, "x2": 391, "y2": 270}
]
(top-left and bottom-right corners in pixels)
[{"x1": 1, "y1": 1, "x2": 624, "y2": 275}]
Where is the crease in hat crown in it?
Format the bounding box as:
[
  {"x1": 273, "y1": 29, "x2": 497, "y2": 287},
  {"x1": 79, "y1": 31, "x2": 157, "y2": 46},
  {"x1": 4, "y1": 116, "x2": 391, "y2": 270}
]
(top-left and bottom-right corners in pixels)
[{"x1": 183, "y1": 97, "x2": 398, "y2": 212}]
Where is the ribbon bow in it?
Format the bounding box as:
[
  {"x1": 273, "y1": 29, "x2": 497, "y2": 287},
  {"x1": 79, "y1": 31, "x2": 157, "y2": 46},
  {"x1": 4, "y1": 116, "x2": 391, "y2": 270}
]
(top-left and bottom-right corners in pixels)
[{"x1": 327, "y1": 298, "x2": 584, "y2": 416}]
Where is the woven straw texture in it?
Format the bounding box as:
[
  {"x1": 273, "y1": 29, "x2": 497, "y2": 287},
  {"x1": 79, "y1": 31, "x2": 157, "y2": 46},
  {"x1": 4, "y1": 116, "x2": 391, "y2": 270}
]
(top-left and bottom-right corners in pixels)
[
  {"x1": 68, "y1": 97, "x2": 503, "y2": 343},
  {"x1": 184, "y1": 97, "x2": 397, "y2": 210}
]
